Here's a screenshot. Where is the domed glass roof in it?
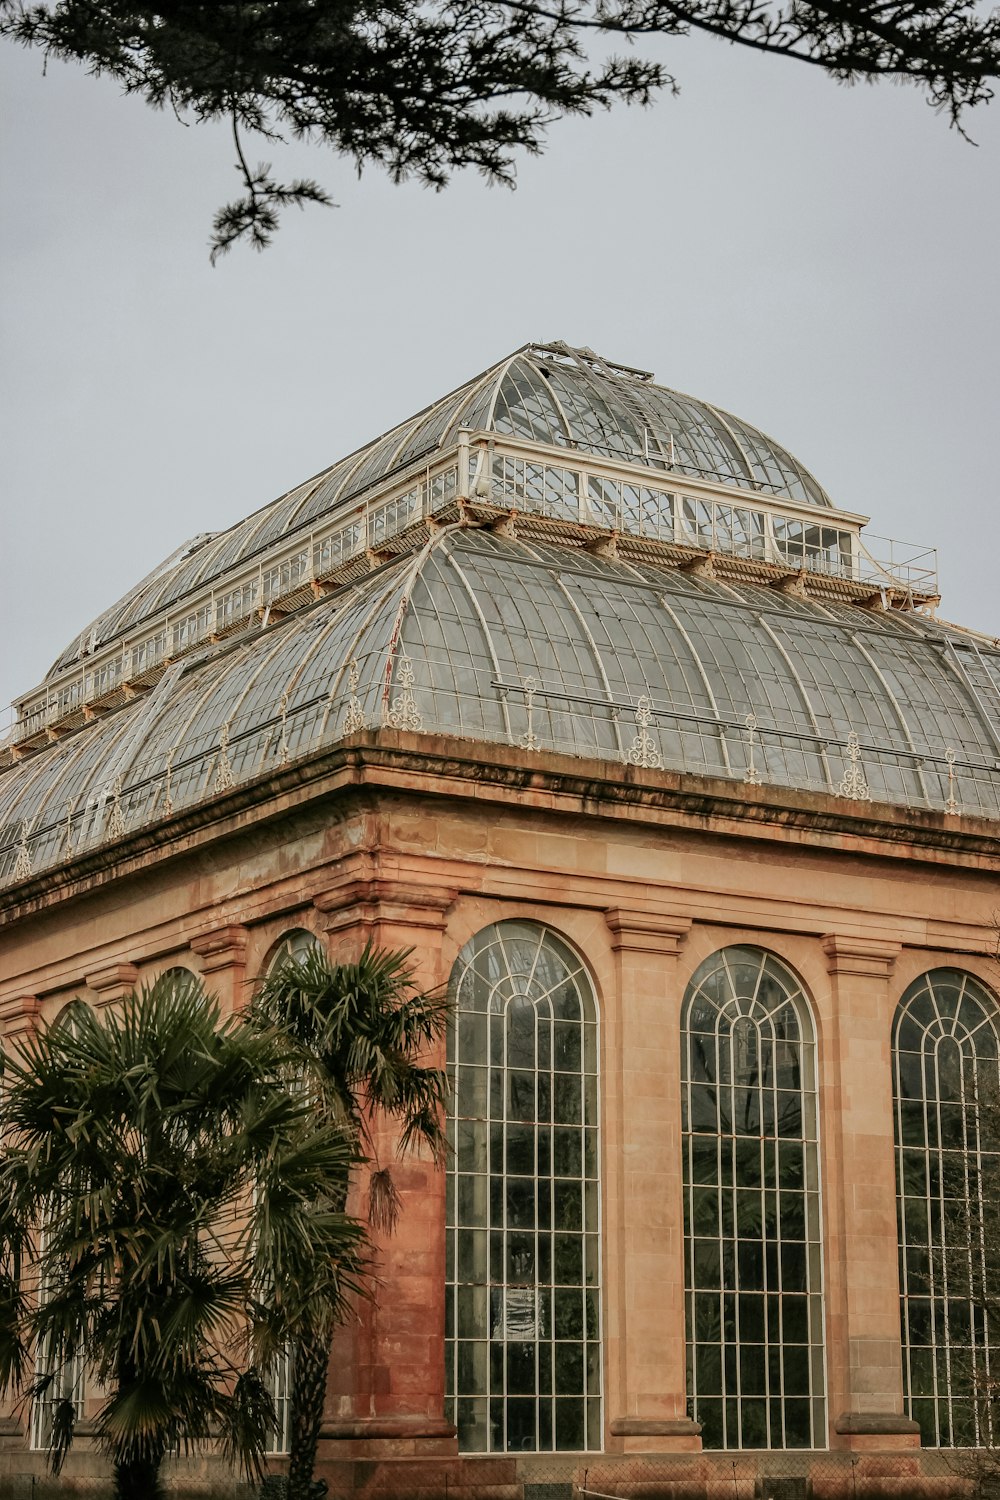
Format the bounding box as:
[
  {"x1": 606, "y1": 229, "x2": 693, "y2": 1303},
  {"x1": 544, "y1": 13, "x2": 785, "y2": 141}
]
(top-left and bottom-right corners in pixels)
[
  {"x1": 3, "y1": 526, "x2": 998, "y2": 887},
  {"x1": 45, "y1": 343, "x2": 831, "y2": 679}
]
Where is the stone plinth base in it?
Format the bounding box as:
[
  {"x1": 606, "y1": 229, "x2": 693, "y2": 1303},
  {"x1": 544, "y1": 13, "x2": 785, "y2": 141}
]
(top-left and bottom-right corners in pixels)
[
  {"x1": 610, "y1": 1416, "x2": 703, "y2": 1453},
  {"x1": 320, "y1": 1415, "x2": 458, "y2": 1459},
  {"x1": 833, "y1": 1412, "x2": 922, "y2": 1451}
]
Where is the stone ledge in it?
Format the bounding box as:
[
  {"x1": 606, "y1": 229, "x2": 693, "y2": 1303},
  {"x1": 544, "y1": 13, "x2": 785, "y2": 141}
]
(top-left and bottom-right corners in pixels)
[
  {"x1": 834, "y1": 1411, "x2": 921, "y2": 1435},
  {"x1": 322, "y1": 1417, "x2": 457, "y2": 1440},
  {"x1": 609, "y1": 1418, "x2": 702, "y2": 1437}
]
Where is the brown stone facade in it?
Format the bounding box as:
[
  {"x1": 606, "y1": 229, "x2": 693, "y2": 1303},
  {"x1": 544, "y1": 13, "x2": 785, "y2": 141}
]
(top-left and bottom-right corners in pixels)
[{"x1": 0, "y1": 729, "x2": 997, "y2": 1496}]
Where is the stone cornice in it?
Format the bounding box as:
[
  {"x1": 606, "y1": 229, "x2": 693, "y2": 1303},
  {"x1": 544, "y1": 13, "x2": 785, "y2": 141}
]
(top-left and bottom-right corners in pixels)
[
  {"x1": 1, "y1": 730, "x2": 997, "y2": 924},
  {"x1": 821, "y1": 934, "x2": 902, "y2": 979}
]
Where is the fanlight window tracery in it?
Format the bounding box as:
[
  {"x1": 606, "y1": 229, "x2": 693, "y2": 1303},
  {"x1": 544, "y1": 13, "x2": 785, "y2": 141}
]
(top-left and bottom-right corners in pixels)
[
  {"x1": 682, "y1": 947, "x2": 826, "y2": 1450},
  {"x1": 893, "y1": 969, "x2": 1000, "y2": 1447},
  {"x1": 446, "y1": 921, "x2": 601, "y2": 1454}
]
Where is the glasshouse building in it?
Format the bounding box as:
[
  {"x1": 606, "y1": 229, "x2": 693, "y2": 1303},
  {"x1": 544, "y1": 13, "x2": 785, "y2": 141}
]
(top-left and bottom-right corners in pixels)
[{"x1": 1, "y1": 342, "x2": 998, "y2": 1497}]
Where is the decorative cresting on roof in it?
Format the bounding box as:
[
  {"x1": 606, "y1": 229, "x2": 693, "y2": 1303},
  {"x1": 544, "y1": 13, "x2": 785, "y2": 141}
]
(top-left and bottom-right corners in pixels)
[
  {"x1": 1, "y1": 529, "x2": 999, "y2": 887},
  {"x1": 42, "y1": 342, "x2": 832, "y2": 680}
]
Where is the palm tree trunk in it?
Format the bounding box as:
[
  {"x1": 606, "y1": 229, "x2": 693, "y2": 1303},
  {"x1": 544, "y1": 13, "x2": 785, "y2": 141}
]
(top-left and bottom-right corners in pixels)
[
  {"x1": 113, "y1": 1455, "x2": 164, "y2": 1500},
  {"x1": 286, "y1": 1326, "x2": 331, "y2": 1500}
]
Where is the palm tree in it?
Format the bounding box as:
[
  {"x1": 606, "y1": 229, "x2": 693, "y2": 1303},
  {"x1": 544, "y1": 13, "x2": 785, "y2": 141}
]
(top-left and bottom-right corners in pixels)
[
  {"x1": 250, "y1": 943, "x2": 449, "y2": 1500},
  {"x1": 0, "y1": 971, "x2": 367, "y2": 1500}
]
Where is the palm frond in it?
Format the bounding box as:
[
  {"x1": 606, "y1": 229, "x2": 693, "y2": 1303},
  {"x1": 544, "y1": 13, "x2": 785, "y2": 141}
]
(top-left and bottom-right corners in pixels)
[
  {"x1": 47, "y1": 1395, "x2": 76, "y2": 1474},
  {"x1": 0, "y1": 969, "x2": 370, "y2": 1483},
  {"x1": 367, "y1": 1167, "x2": 401, "y2": 1235}
]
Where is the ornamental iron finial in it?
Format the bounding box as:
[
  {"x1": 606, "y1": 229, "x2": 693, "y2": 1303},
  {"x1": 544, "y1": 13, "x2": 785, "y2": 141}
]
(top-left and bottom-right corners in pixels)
[
  {"x1": 387, "y1": 653, "x2": 422, "y2": 731},
  {"x1": 519, "y1": 675, "x2": 540, "y2": 751},
  {"x1": 744, "y1": 713, "x2": 762, "y2": 786},
  {"x1": 838, "y1": 731, "x2": 871, "y2": 802},
  {"x1": 625, "y1": 694, "x2": 663, "y2": 770},
  {"x1": 278, "y1": 691, "x2": 290, "y2": 765},
  {"x1": 343, "y1": 657, "x2": 367, "y2": 734},
  {"x1": 945, "y1": 748, "x2": 959, "y2": 816},
  {"x1": 12, "y1": 819, "x2": 32, "y2": 882},
  {"x1": 107, "y1": 775, "x2": 127, "y2": 840},
  {"x1": 163, "y1": 749, "x2": 175, "y2": 817},
  {"x1": 214, "y1": 722, "x2": 235, "y2": 794}
]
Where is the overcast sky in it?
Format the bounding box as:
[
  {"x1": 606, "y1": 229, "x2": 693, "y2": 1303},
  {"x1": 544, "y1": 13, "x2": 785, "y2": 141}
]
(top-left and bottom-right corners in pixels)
[{"x1": 2, "y1": 29, "x2": 998, "y2": 721}]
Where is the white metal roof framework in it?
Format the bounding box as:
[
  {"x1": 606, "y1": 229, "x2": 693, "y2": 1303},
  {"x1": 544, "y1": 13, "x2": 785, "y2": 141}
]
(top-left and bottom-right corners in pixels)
[{"x1": 2, "y1": 343, "x2": 997, "y2": 889}]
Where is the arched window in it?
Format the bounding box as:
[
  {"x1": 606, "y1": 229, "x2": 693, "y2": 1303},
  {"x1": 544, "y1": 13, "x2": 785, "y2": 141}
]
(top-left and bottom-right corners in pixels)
[
  {"x1": 261, "y1": 930, "x2": 320, "y2": 1456},
  {"x1": 681, "y1": 947, "x2": 825, "y2": 1450},
  {"x1": 267, "y1": 929, "x2": 322, "y2": 971},
  {"x1": 446, "y1": 921, "x2": 600, "y2": 1454},
  {"x1": 893, "y1": 969, "x2": 1000, "y2": 1446},
  {"x1": 29, "y1": 1006, "x2": 91, "y2": 1443},
  {"x1": 31, "y1": 1219, "x2": 86, "y2": 1449},
  {"x1": 51, "y1": 999, "x2": 93, "y2": 1035},
  {"x1": 151, "y1": 966, "x2": 203, "y2": 1003}
]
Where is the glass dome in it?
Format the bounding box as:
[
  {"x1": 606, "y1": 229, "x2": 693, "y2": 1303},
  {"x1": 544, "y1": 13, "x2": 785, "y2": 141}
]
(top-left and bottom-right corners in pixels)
[
  {"x1": 44, "y1": 343, "x2": 831, "y2": 679},
  {"x1": 3, "y1": 525, "x2": 998, "y2": 887}
]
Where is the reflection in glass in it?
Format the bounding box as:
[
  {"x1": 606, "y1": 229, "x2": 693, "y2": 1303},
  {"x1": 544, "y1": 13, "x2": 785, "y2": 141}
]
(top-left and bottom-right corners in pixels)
[{"x1": 446, "y1": 922, "x2": 600, "y2": 1452}]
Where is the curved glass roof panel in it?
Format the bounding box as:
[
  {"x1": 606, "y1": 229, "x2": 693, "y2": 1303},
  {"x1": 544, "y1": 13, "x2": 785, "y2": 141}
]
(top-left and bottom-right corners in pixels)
[
  {"x1": 490, "y1": 363, "x2": 568, "y2": 447},
  {"x1": 283, "y1": 462, "x2": 355, "y2": 532},
  {"x1": 158, "y1": 534, "x2": 235, "y2": 607},
  {"x1": 710, "y1": 406, "x2": 827, "y2": 506},
  {"x1": 5, "y1": 527, "x2": 998, "y2": 887},
  {"x1": 46, "y1": 532, "x2": 221, "y2": 674},
  {"x1": 38, "y1": 344, "x2": 836, "y2": 684},
  {"x1": 541, "y1": 365, "x2": 638, "y2": 461},
  {"x1": 456, "y1": 376, "x2": 500, "y2": 437},
  {"x1": 394, "y1": 383, "x2": 489, "y2": 470}
]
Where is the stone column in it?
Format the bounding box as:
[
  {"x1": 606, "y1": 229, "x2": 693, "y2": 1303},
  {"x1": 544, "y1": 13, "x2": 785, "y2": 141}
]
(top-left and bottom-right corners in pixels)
[
  {"x1": 822, "y1": 935, "x2": 919, "y2": 1450},
  {"x1": 604, "y1": 909, "x2": 701, "y2": 1453},
  {"x1": 314, "y1": 877, "x2": 458, "y2": 1455},
  {"x1": 189, "y1": 924, "x2": 249, "y2": 1015}
]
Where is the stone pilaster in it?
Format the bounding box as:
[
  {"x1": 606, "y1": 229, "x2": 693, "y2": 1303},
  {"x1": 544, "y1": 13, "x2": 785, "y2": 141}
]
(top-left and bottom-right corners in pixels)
[
  {"x1": 314, "y1": 878, "x2": 456, "y2": 953},
  {"x1": 315, "y1": 877, "x2": 457, "y2": 1456},
  {"x1": 822, "y1": 934, "x2": 919, "y2": 1450},
  {"x1": 604, "y1": 909, "x2": 701, "y2": 1452},
  {"x1": 85, "y1": 962, "x2": 139, "y2": 1005},
  {"x1": 0, "y1": 992, "x2": 41, "y2": 1044},
  {"x1": 189, "y1": 924, "x2": 249, "y2": 1014}
]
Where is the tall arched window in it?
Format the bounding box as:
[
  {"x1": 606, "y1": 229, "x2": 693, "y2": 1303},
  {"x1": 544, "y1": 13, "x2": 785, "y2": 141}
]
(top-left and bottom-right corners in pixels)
[
  {"x1": 259, "y1": 929, "x2": 322, "y2": 1456},
  {"x1": 893, "y1": 969, "x2": 1000, "y2": 1446},
  {"x1": 681, "y1": 946, "x2": 825, "y2": 1450},
  {"x1": 33, "y1": 1007, "x2": 91, "y2": 1448},
  {"x1": 446, "y1": 921, "x2": 600, "y2": 1454}
]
